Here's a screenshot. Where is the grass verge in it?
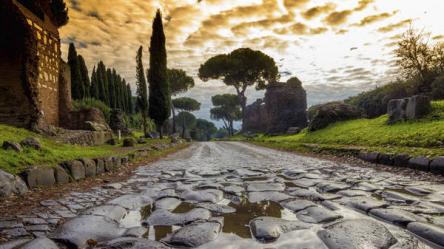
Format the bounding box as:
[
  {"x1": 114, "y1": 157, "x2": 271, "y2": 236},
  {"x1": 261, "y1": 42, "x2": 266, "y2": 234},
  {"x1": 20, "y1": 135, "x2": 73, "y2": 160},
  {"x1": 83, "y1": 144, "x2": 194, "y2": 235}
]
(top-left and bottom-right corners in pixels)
[
  {"x1": 0, "y1": 124, "x2": 171, "y2": 175},
  {"x1": 233, "y1": 100, "x2": 444, "y2": 157}
]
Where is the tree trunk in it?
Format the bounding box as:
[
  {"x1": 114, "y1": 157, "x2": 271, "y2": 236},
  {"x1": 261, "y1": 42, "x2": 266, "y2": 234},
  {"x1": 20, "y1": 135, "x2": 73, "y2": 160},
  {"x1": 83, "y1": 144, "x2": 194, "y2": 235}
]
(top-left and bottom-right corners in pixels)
[
  {"x1": 142, "y1": 112, "x2": 148, "y2": 137},
  {"x1": 171, "y1": 106, "x2": 176, "y2": 133},
  {"x1": 158, "y1": 125, "x2": 163, "y2": 139},
  {"x1": 181, "y1": 120, "x2": 186, "y2": 139},
  {"x1": 237, "y1": 93, "x2": 247, "y2": 132}
]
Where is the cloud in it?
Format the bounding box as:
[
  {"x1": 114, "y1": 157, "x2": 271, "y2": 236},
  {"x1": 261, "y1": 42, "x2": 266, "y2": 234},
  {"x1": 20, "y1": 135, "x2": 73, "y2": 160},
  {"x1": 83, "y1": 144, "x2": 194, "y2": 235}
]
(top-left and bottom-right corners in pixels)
[
  {"x1": 302, "y1": 3, "x2": 336, "y2": 20},
  {"x1": 354, "y1": 0, "x2": 375, "y2": 11},
  {"x1": 377, "y1": 19, "x2": 412, "y2": 33},
  {"x1": 324, "y1": 10, "x2": 353, "y2": 26},
  {"x1": 433, "y1": 35, "x2": 444, "y2": 41},
  {"x1": 352, "y1": 11, "x2": 397, "y2": 27}
]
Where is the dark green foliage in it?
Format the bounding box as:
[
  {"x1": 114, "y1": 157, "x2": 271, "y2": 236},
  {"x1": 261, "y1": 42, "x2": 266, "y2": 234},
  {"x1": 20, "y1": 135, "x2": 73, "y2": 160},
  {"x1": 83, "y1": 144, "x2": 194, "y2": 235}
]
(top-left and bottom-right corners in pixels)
[
  {"x1": 199, "y1": 48, "x2": 278, "y2": 128},
  {"x1": 191, "y1": 119, "x2": 217, "y2": 141},
  {"x1": 176, "y1": 111, "x2": 197, "y2": 138},
  {"x1": 77, "y1": 55, "x2": 90, "y2": 98},
  {"x1": 431, "y1": 74, "x2": 444, "y2": 99},
  {"x1": 168, "y1": 68, "x2": 195, "y2": 95},
  {"x1": 68, "y1": 43, "x2": 83, "y2": 100},
  {"x1": 172, "y1": 97, "x2": 201, "y2": 111},
  {"x1": 50, "y1": 0, "x2": 69, "y2": 27},
  {"x1": 307, "y1": 102, "x2": 363, "y2": 131},
  {"x1": 136, "y1": 46, "x2": 149, "y2": 136},
  {"x1": 148, "y1": 10, "x2": 170, "y2": 137},
  {"x1": 210, "y1": 94, "x2": 241, "y2": 136},
  {"x1": 90, "y1": 67, "x2": 99, "y2": 99}
]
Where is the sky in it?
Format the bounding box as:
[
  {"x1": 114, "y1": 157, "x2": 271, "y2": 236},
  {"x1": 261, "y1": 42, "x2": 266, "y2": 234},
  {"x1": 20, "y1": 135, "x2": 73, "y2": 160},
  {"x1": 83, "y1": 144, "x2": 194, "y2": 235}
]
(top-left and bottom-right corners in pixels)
[{"x1": 60, "y1": 0, "x2": 444, "y2": 127}]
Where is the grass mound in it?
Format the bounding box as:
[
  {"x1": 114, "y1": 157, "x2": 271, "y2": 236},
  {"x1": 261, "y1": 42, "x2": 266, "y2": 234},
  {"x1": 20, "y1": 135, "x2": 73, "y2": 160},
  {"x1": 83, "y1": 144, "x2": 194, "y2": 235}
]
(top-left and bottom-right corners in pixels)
[{"x1": 244, "y1": 100, "x2": 444, "y2": 157}]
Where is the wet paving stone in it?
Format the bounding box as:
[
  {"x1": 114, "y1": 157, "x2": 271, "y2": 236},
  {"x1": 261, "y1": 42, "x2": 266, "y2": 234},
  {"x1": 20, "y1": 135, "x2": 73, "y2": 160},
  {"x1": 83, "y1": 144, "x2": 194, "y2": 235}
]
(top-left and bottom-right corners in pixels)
[{"x1": 2, "y1": 142, "x2": 443, "y2": 248}]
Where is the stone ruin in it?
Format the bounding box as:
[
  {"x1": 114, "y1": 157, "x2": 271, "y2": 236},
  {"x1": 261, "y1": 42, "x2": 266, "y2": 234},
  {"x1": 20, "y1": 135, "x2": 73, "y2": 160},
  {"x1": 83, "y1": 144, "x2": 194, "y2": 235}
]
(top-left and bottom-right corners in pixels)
[
  {"x1": 387, "y1": 95, "x2": 431, "y2": 124},
  {"x1": 243, "y1": 78, "x2": 308, "y2": 134},
  {"x1": 0, "y1": 0, "x2": 112, "y2": 145}
]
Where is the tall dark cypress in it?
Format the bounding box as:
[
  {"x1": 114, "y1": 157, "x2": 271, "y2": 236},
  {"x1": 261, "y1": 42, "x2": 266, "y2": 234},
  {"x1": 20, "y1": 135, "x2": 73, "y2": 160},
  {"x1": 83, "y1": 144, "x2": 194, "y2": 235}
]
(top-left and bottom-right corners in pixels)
[
  {"x1": 136, "y1": 46, "x2": 149, "y2": 135},
  {"x1": 148, "y1": 10, "x2": 170, "y2": 138},
  {"x1": 97, "y1": 61, "x2": 109, "y2": 104},
  {"x1": 126, "y1": 84, "x2": 133, "y2": 114},
  {"x1": 68, "y1": 43, "x2": 82, "y2": 100},
  {"x1": 90, "y1": 66, "x2": 99, "y2": 99},
  {"x1": 77, "y1": 55, "x2": 89, "y2": 98},
  {"x1": 107, "y1": 68, "x2": 116, "y2": 108}
]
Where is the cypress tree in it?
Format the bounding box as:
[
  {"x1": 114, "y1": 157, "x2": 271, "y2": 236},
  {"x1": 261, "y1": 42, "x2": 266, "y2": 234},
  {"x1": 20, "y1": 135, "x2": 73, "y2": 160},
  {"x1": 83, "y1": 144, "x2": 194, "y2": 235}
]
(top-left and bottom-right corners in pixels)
[
  {"x1": 136, "y1": 46, "x2": 149, "y2": 136},
  {"x1": 90, "y1": 66, "x2": 99, "y2": 99},
  {"x1": 68, "y1": 43, "x2": 82, "y2": 100},
  {"x1": 77, "y1": 55, "x2": 89, "y2": 98},
  {"x1": 107, "y1": 68, "x2": 116, "y2": 108},
  {"x1": 127, "y1": 84, "x2": 133, "y2": 114},
  {"x1": 148, "y1": 10, "x2": 170, "y2": 138},
  {"x1": 97, "y1": 61, "x2": 109, "y2": 104}
]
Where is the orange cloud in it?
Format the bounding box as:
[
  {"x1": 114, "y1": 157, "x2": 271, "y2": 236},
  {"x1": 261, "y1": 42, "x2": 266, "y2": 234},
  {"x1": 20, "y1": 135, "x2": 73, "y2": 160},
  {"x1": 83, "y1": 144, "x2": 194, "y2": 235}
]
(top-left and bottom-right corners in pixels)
[
  {"x1": 302, "y1": 3, "x2": 336, "y2": 20},
  {"x1": 377, "y1": 19, "x2": 412, "y2": 33},
  {"x1": 353, "y1": 11, "x2": 397, "y2": 27},
  {"x1": 324, "y1": 10, "x2": 353, "y2": 26}
]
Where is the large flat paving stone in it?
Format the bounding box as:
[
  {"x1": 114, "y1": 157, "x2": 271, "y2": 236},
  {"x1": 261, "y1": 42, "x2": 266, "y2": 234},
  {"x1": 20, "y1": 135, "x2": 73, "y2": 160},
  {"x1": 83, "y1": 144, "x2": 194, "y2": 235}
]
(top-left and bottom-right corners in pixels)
[
  {"x1": 196, "y1": 203, "x2": 236, "y2": 214},
  {"x1": 154, "y1": 198, "x2": 182, "y2": 211},
  {"x1": 344, "y1": 196, "x2": 388, "y2": 212},
  {"x1": 107, "y1": 194, "x2": 153, "y2": 210},
  {"x1": 16, "y1": 237, "x2": 59, "y2": 249},
  {"x1": 52, "y1": 215, "x2": 125, "y2": 248},
  {"x1": 163, "y1": 221, "x2": 221, "y2": 247},
  {"x1": 246, "y1": 182, "x2": 285, "y2": 192},
  {"x1": 369, "y1": 208, "x2": 426, "y2": 227},
  {"x1": 180, "y1": 189, "x2": 223, "y2": 203},
  {"x1": 296, "y1": 206, "x2": 342, "y2": 224},
  {"x1": 318, "y1": 219, "x2": 398, "y2": 249},
  {"x1": 144, "y1": 208, "x2": 211, "y2": 226},
  {"x1": 407, "y1": 222, "x2": 444, "y2": 247},
  {"x1": 249, "y1": 217, "x2": 311, "y2": 243},
  {"x1": 248, "y1": 191, "x2": 292, "y2": 203},
  {"x1": 97, "y1": 237, "x2": 170, "y2": 249},
  {"x1": 281, "y1": 199, "x2": 316, "y2": 212},
  {"x1": 82, "y1": 205, "x2": 127, "y2": 222},
  {"x1": 287, "y1": 188, "x2": 325, "y2": 201}
]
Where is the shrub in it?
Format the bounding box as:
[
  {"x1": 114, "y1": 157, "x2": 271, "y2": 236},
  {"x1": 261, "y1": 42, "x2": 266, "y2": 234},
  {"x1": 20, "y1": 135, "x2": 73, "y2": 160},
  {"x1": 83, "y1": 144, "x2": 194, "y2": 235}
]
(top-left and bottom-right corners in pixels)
[{"x1": 73, "y1": 98, "x2": 111, "y2": 121}]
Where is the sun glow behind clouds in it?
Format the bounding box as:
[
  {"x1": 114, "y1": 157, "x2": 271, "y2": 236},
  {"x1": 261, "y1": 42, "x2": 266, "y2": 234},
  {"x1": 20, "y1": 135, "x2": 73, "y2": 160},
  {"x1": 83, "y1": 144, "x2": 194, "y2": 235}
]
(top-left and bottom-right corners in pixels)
[{"x1": 60, "y1": 0, "x2": 444, "y2": 126}]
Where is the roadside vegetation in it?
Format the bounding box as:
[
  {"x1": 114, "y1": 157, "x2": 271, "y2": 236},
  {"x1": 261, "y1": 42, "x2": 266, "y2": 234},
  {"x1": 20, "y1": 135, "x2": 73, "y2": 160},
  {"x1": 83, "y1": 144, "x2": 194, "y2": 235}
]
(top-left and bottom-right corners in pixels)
[
  {"x1": 236, "y1": 100, "x2": 444, "y2": 157},
  {"x1": 0, "y1": 124, "x2": 170, "y2": 175}
]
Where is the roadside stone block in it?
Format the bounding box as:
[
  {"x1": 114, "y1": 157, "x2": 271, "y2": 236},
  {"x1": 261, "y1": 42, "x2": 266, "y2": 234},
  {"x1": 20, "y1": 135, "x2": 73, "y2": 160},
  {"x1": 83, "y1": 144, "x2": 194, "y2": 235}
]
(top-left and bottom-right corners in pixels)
[
  {"x1": 393, "y1": 154, "x2": 411, "y2": 167},
  {"x1": 378, "y1": 153, "x2": 394, "y2": 166},
  {"x1": 113, "y1": 157, "x2": 122, "y2": 169},
  {"x1": 0, "y1": 169, "x2": 28, "y2": 197},
  {"x1": 21, "y1": 167, "x2": 55, "y2": 188},
  {"x1": 408, "y1": 157, "x2": 430, "y2": 171},
  {"x1": 80, "y1": 158, "x2": 97, "y2": 178},
  {"x1": 63, "y1": 160, "x2": 86, "y2": 180},
  {"x1": 104, "y1": 157, "x2": 114, "y2": 172},
  {"x1": 358, "y1": 151, "x2": 379, "y2": 163},
  {"x1": 94, "y1": 158, "x2": 105, "y2": 174},
  {"x1": 430, "y1": 157, "x2": 444, "y2": 175},
  {"x1": 54, "y1": 166, "x2": 71, "y2": 184},
  {"x1": 2, "y1": 141, "x2": 22, "y2": 152},
  {"x1": 121, "y1": 156, "x2": 129, "y2": 165}
]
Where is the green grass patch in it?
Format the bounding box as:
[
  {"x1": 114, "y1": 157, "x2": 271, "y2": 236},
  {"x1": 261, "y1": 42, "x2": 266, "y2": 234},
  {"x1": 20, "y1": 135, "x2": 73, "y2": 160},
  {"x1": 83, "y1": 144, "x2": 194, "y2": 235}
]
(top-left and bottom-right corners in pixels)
[
  {"x1": 238, "y1": 100, "x2": 444, "y2": 157},
  {"x1": 0, "y1": 125, "x2": 169, "y2": 175}
]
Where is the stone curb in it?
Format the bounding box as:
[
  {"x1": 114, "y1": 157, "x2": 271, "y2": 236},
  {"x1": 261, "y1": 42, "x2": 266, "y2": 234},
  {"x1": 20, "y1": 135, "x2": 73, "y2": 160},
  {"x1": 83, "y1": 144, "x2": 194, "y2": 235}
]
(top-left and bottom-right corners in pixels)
[
  {"x1": 7, "y1": 143, "x2": 178, "y2": 194},
  {"x1": 357, "y1": 151, "x2": 444, "y2": 175}
]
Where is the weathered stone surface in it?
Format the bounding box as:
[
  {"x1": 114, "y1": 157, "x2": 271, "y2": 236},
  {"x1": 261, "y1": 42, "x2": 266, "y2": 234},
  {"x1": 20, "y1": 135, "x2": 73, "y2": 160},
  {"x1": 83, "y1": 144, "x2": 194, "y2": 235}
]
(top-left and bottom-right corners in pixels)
[
  {"x1": 296, "y1": 206, "x2": 342, "y2": 223},
  {"x1": 316, "y1": 182, "x2": 349, "y2": 193},
  {"x1": 63, "y1": 160, "x2": 85, "y2": 180},
  {"x1": 369, "y1": 208, "x2": 426, "y2": 226},
  {"x1": 84, "y1": 121, "x2": 110, "y2": 132},
  {"x1": 287, "y1": 127, "x2": 301, "y2": 135},
  {"x1": 79, "y1": 158, "x2": 96, "y2": 178},
  {"x1": 379, "y1": 153, "x2": 395, "y2": 165},
  {"x1": 104, "y1": 157, "x2": 114, "y2": 172},
  {"x1": 83, "y1": 205, "x2": 127, "y2": 222},
  {"x1": 249, "y1": 217, "x2": 311, "y2": 242},
  {"x1": 408, "y1": 157, "x2": 430, "y2": 171},
  {"x1": 380, "y1": 190, "x2": 418, "y2": 204},
  {"x1": 21, "y1": 167, "x2": 55, "y2": 188},
  {"x1": 388, "y1": 95, "x2": 431, "y2": 124},
  {"x1": 54, "y1": 166, "x2": 70, "y2": 184},
  {"x1": 52, "y1": 215, "x2": 125, "y2": 248},
  {"x1": 288, "y1": 188, "x2": 324, "y2": 201},
  {"x1": 144, "y1": 208, "x2": 211, "y2": 226},
  {"x1": 407, "y1": 222, "x2": 444, "y2": 247},
  {"x1": 154, "y1": 198, "x2": 182, "y2": 211},
  {"x1": 430, "y1": 156, "x2": 444, "y2": 175},
  {"x1": 345, "y1": 196, "x2": 387, "y2": 212},
  {"x1": 244, "y1": 78, "x2": 308, "y2": 133},
  {"x1": 246, "y1": 182, "x2": 285, "y2": 192},
  {"x1": 94, "y1": 159, "x2": 105, "y2": 174},
  {"x1": 97, "y1": 237, "x2": 170, "y2": 249},
  {"x1": 113, "y1": 157, "x2": 122, "y2": 169},
  {"x1": 107, "y1": 194, "x2": 152, "y2": 210},
  {"x1": 17, "y1": 237, "x2": 59, "y2": 249},
  {"x1": 318, "y1": 219, "x2": 398, "y2": 249},
  {"x1": 181, "y1": 189, "x2": 223, "y2": 203},
  {"x1": 19, "y1": 137, "x2": 41, "y2": 150},
  {"x1": 308, "y1": 102, "x2": 362, "y2": 132},
  {"x1": 393, "y1": 154, "x2": 411, "y2": 167},
  {"x1": 281, "y1": 199, "x2": 316, "y2": 212},
  {"x1": 0, "y1": 239, "x2": 31, "y2": 249},
  {"x1": 0, "y1": 169, "x2": 28, "y2": 197},
  {"x1": 2, "y1": 141, "x2": 22, "y2": 152},
  {"x1": 358, "y1": 151, "x2": 380, "y2": 163},
  {"x1": 163, "y1": 221, "x2": 221, "y2": 247},
  {"x1": 248, "y1": 191, "x2": 291, "y2": 203}
]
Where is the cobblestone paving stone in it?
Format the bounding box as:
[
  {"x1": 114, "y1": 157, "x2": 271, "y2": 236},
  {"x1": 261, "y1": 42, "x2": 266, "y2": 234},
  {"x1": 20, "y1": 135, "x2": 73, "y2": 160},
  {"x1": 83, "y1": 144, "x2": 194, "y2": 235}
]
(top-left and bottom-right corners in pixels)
[{"x1": 1, "y1": 142, "x2": 444, "y2": 248}]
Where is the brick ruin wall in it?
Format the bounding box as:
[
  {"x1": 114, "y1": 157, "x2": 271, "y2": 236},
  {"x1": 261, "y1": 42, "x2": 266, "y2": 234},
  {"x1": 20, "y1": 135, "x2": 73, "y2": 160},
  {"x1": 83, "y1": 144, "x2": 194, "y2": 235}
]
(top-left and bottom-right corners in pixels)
[{"x1": 0, "y1": 0, "x2": 63, "y2": 128}]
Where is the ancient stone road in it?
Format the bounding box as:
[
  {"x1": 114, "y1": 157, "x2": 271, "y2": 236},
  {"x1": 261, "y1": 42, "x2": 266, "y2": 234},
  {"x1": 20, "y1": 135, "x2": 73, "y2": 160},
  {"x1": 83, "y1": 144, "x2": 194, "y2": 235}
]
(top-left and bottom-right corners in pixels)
[{"x1": 1, "y1": 142, "x2": 444, "y2": 248}]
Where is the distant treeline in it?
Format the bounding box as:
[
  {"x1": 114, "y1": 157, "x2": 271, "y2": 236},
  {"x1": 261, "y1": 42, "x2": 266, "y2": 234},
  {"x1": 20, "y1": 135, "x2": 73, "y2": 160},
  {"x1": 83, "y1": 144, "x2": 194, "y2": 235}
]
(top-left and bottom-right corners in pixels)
[{"x1": 68, "y1": 43, "x2": 133, "y2": 114}]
